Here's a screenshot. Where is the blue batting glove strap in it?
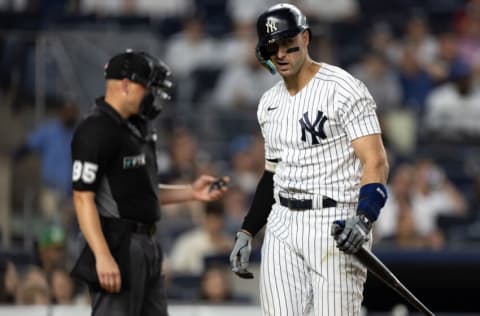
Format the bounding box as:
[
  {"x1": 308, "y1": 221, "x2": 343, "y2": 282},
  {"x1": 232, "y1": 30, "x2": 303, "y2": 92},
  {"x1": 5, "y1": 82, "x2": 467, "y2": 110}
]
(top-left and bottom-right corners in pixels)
[{"x1": 357, "y1": 183, "x2": 388, "y2": 222}]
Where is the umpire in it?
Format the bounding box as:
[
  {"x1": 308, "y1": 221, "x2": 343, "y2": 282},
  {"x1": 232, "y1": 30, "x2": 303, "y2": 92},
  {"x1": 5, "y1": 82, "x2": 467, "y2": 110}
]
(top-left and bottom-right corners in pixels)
[{"x1": 70, "y1": 50, "x2": 227, "y2": 316}]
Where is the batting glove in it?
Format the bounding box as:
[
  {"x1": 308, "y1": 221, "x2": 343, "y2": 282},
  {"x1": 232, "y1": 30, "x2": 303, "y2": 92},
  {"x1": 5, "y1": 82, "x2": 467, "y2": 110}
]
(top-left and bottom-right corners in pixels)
[
  {"x1": 230, "y1": 231, "x2": 254, "y2": 279},
  {"x1": 331, "y1": 215, "x2": 372, "y2": 254}
]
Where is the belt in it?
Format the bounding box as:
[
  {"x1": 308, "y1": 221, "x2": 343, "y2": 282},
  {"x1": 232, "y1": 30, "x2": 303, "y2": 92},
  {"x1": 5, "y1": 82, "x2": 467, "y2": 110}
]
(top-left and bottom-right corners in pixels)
[
  {"x1": 279, "y1": 195, "x2": 337, "y2": 210},
  {"x1": 100, "y1": 216, "x2": 157, "y2": 236},
  {"x1": 130, "y1": 222, "x2": 157, "y2": 236}
]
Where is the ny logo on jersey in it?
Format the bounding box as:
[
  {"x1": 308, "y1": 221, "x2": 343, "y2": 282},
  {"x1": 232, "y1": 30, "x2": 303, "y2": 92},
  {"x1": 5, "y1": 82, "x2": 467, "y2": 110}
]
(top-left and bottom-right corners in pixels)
[
  {"x1": 299, "y1": 111, "x2": 328, "y2": 145},
  {"x1": 265, "y1": 18, "x2": 278, "y2": 34}
]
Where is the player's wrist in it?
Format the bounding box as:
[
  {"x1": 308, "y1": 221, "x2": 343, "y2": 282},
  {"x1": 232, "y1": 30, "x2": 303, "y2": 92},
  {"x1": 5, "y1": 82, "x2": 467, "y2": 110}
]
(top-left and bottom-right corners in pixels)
[
  {"x1": 237, "y1": 230, "x2": 253, "y2": 241},
  {"x1": 239, "y1": 229, "x2": 252, "y2": 237},
  {"x1": 356, "y1": 183, "x2": 388, "y2": 223},
  {"x1": 357, "y1": 214, "x2": 373, "y2": 232}
]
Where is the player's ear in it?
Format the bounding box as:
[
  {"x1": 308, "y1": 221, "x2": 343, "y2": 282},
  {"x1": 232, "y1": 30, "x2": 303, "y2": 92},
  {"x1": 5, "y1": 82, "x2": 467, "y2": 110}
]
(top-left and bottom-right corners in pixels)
[{"x1": 302, "y1": 30, "x2": 309, "y2": 46}]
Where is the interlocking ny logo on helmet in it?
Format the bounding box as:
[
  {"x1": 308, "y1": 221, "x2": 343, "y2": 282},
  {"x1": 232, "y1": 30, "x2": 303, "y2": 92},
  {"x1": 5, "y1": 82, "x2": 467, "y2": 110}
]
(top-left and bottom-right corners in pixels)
[
  {"x1": 265, "y1": 18, "x2": 278, "y2": 34},
  {"x1": 256, "y1": 3, "x2": 310, "y2": 74}
]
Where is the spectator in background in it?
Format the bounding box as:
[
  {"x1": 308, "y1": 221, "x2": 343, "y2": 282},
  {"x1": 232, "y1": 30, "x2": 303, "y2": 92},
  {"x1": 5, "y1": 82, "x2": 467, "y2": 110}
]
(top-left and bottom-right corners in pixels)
[
  {"x1": 227, "y1": 135, "x2": 261, "y2": 195},
  {"x1": 16, "y1": 266, "x2": 50, "y2": 305},
  {"x1": 374, "y1": 163, "x2": 418, "y2": 247},
  {"x1": 49, "y1": 268, "x2": 75, "y2": 304},
  {"x1": 227, "y1": 0, "x2": 272, "y2": 25},
  {"x1": 36, "y1": 225, "x2": 67, "y2": 276},
  {"x1": 0, "y1": 0, "x2": 28, "y2": 12},
  {"x1": 293, "y1": 0, "x2": 359, "y2": 22},
  {"x1": 168, "y1": 201, "x2": 233, "y2": 275},
  {"x1": 400, "y1": 13, "x2": 439, "y2": 68},
  {"x1": 368, "y1": 22, "x2": 399, "y2": 64},
  {"x1": 410, "y1": 159, "x2": 467, "y2": 249},
  {"x1": 249, "y1": 134, "x2": 266, "y2": 176},
  {"x1": 160, "y1": 128, "x2": 200, "y2": 183},
  {"x1": 198, "y1": 265, "x2": 233, "y2": 303},
  {"x1": 133, "y1": 0, "x2": 194, "y2": 18},
  {"x1": 0, "y1": 259, "x2": 18, "y2": 304},
  {"x1": 157, "y1": 129, "x2": 216, "y2": 254},
  {"x1": 13, "y1": 101, "x2": 78, "y2": 219},
  {"x1": 427, "y1": 32, "x2": 464, "y2": 83},
  {"x1": 212, "y1": 39, "x2": 279, "y2": 109},
  {"x1": 377, "y1": 160, "x2": 467, "y2": 249},
  {"x1": 424, "y1": 60, "x2": 480, "y2": 138},
  {"x1": 398, "y1": 47, "x2": 434, "y2": 112},
  {"x1": 164, "y1": 15, "x2": 217, "y2": 79},
  {"x1": 79, "y1": 0, "x2": 135, "y2": 16},
  {"x1": 349, "y1": 51, "x2": 402, "y2": 113},
  {"x1": 223, "y1": 186, "x2": 249, "y2": 235},
  {"x1": 456, "y1": 0, "x2": 480, "y2": 71},
  {"x1": 218, "y1": 21, "x2": 256, "y2": 67},
  {"x1": 468, "y1": 174, "x2": 480, "y2": 220}
]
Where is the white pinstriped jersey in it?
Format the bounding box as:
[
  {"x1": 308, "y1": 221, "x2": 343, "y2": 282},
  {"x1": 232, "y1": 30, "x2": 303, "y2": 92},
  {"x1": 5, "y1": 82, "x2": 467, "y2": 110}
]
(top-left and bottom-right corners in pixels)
[
  {"x1": 258, "y1": 63, "x2": 381, "y2": 203},
  {"x1": 258, "y1": 63, "x2": 380, "y2": 315}
]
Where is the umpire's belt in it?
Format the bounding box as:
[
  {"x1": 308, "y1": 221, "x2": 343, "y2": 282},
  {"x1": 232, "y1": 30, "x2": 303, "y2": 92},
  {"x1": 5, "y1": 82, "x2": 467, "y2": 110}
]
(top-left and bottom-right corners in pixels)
[
  {"x1": 131, "y1": 222, "x2": 156, "y2": 236},
  {"x1": 102, "y1": 217, "x2": 157, "y2": 236},
  {"x1": 278, "y1": 194, "x2": 337, "y2": 210}
]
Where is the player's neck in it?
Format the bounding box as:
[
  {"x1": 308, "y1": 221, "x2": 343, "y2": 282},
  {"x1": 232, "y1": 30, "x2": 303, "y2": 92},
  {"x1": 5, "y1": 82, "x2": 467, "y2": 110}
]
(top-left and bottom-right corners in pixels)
[{"x1": 284, "y1": 58, "x2": 320, "y2": 96}]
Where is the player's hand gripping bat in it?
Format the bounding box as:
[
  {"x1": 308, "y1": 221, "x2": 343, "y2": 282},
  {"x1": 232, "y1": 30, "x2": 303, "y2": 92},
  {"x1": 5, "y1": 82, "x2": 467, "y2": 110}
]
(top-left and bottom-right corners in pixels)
[{"x1": 332, "y1": 221, "x2": 435, "y2": 316}]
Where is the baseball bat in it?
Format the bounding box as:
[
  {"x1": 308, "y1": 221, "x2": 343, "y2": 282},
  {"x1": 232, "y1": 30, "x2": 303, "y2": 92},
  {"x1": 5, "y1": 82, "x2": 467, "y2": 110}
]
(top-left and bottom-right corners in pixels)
[{"x1": 356, "y1": 246, "x2": 435, "y2": 316}]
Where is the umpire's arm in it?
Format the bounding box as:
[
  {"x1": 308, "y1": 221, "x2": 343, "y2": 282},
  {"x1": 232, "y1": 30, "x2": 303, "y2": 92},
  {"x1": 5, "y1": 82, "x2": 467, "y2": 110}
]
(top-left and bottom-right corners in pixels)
[
  {"x1": 73, "y1": 191, "x2": 122, "y2": 293},
  {"x1": 158, "y1": 175, "x2": 229, "y2": 205}
]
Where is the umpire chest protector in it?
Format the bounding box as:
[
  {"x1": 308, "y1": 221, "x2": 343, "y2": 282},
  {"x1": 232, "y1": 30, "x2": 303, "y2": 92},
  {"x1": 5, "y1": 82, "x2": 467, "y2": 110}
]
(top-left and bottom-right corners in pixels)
[{"x1": 71, "y1": 98, "x2": 160, "y2": 223}]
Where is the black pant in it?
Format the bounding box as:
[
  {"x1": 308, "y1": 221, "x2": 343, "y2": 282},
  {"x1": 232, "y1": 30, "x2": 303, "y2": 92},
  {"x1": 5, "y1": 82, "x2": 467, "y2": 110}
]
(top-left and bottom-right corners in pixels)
[{"x1": 90, "y1": 233, "x2": 168, "y2": 316}]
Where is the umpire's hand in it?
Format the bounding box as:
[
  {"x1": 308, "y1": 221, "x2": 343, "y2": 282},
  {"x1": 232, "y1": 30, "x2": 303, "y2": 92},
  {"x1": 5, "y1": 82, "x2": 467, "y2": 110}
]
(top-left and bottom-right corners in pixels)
[
  {"x1": 191, "y1": 175, "x2": 229, "y2": 201},
  {"x1": 331, "y1": 215, "x2": 372, "y2": 254},
  {"x1": 230, "y1": 231, "x2": 254, "y2": 279},
  {"x1": 96, "y1": 253, "x2": 121, "y2": 293}
]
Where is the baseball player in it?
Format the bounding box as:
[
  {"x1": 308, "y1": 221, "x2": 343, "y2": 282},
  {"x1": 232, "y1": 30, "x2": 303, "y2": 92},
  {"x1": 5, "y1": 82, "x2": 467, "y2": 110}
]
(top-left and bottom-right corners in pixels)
[
  {"x1": 229, "y1": 4, "x2": 389, "y2": 315},
  {"x1": 70, "y1": 50, "x2": 228, "y2": 316}
]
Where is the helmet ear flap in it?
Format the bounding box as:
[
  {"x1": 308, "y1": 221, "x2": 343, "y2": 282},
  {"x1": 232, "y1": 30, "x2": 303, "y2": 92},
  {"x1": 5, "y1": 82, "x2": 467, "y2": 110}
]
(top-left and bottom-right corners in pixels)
[{"x1": 255, "y1": 43, "x2": 276, "y2": 75}]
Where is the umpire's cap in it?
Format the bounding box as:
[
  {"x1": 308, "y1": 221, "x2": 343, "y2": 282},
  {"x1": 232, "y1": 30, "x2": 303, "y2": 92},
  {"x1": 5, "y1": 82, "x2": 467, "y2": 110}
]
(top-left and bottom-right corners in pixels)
[
  {"x1": 104, "y1": 49, "x2": 171, "y2": 89},
  {"x1": 105, "y1": 50, "x2": 173, "y2": 119},
  {"x1": 256, "y1": 4, "x2": 309, "y2": 60}
]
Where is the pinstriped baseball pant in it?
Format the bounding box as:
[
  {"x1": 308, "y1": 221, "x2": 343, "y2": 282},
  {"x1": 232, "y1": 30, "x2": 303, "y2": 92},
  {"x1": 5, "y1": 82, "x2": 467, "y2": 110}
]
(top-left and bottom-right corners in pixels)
[{"x1": 260, "y1": 204, "x2": 369, "y2": 316}]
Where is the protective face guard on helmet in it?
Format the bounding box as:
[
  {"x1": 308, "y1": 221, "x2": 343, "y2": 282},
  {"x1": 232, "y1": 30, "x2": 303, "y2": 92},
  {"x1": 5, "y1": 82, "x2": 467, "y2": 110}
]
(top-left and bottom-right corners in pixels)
[
  {"x1": 256, "y1": 43, "x2": 277, "y2": 75},
  {"x1": 105, "y1": 50, "x2": 173, "y2": 120},
  {"x1": 137, "y1": 53, "x2": 173, "y2": 120},
  {"x1": 256, "y1": 34, "x2": 300, "y2": 75}
]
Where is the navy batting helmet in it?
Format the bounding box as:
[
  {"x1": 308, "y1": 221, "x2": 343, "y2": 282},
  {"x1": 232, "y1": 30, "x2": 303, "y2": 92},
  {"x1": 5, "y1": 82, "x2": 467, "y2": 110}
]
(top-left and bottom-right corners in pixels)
[{"x1": 256, "y1": 3, "x2": 310, "y2": 73}]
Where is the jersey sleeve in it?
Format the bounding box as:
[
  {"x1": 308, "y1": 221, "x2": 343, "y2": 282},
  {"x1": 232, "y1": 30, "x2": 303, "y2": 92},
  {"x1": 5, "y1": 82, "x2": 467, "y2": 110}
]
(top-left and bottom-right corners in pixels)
[
  {"x1": 257, "y1": 91, "x2": 276, "y2": 162},
  {"x1": 71, "y1": 119, "x2": 114, "y2": 192},
  {"x1": 336, "y1": 76, "x2": 382, "y2": 141}
]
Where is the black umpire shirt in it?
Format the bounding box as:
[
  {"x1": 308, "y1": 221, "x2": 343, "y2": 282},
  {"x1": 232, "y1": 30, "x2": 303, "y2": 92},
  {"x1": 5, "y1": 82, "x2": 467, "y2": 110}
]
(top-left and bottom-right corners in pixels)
[{"x1": 71, "y1": 98, "x2": 160, "y2": 223}]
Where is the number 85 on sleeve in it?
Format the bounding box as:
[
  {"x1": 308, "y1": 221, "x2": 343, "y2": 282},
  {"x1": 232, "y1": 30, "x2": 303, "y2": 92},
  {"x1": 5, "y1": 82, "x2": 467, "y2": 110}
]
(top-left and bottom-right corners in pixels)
[{"x1": 72, "y1": 160, "x2": 98, "y2": 184}]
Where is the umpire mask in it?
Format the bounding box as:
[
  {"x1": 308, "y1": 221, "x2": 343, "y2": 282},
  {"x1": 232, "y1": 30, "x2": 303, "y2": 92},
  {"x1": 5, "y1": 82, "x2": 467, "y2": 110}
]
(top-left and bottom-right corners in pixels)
[{"x1": 105, "y1": 50, "x2": 173, "y2": 120}]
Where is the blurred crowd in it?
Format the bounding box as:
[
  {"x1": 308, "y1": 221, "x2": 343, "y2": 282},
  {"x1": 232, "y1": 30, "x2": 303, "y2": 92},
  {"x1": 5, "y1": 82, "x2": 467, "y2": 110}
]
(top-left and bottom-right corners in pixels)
[{"x1": 1, "y1": 0, "x2": 480, "y2": 306}]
